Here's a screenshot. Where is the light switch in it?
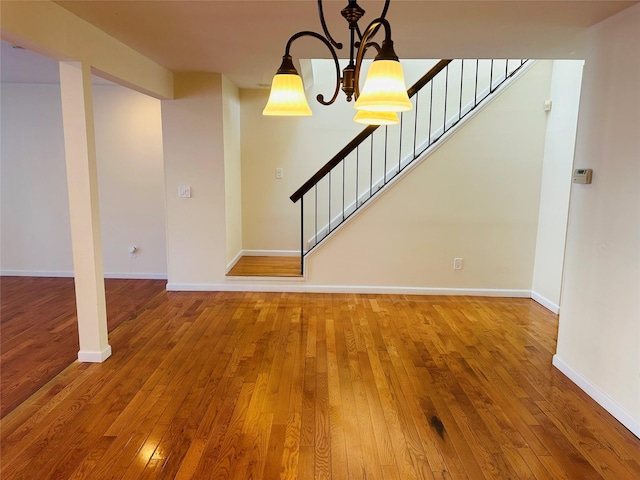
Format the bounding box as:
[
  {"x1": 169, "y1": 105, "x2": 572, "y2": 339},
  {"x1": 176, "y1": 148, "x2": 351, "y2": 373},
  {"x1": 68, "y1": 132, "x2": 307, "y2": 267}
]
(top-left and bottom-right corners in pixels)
[{"x1": 178, "y1": 185, "x2": 191, "y2": 198}]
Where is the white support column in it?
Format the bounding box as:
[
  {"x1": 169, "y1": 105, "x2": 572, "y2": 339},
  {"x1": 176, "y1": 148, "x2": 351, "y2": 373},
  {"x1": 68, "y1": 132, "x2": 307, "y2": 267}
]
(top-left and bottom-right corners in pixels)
[{"x1": 59, "y1": 61, "x2": 111, "y2": 363}]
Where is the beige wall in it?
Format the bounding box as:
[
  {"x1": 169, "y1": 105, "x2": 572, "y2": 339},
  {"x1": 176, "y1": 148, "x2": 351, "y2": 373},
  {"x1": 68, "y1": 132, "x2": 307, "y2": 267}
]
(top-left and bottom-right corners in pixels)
[
  {"x1": 306, "y1": 61, "x2": 552, "y2": 290},
  {"x1": 239, "y1": 59, "x2": 492, "y2": 252},
  {"x1": 159, "y1": 60, "x2": 554, "y2": 295},
  {"x1": 0, "y1": 82, "x2": 167, "y2": 278},
  {"x1": 554, "y1": 3, "x2": 640, "y2": 436},
  {"x1": 161, "y1": 73, "x2": 228, "y2": 285},
  {"x1": 222, "y1": 76, "x2": 243, "y2": 266},
  {"x1": 240, "y1": 61, "x2": 365, "y2": 251}
]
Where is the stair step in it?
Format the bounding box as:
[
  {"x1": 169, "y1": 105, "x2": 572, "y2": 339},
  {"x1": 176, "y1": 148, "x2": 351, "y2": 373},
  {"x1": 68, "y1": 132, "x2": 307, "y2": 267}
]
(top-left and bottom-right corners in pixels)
[{"x1": 226, "y1": 256, "x2": 302, "y2": 277}]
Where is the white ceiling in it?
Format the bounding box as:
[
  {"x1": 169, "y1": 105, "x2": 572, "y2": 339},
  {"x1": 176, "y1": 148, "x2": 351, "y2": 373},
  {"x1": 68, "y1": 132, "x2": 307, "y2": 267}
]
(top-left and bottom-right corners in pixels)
[{"x1": 3, "y1": 1, "x2": 638, "y2": 88}]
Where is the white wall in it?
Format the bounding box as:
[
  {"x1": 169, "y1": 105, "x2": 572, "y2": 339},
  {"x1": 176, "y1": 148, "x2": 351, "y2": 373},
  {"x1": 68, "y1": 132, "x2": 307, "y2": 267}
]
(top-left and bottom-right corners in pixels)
[
  {"x1": 92, "y1": 85, "x2": 166, "y2": 277},
  {"x1": 0, "y1": 83, "x2": 72, "y2": 273},
  {"x1": 0, "y1": 82, "x2": 167, "y2": 277},
  {"x1": 531, "y1": 60, "x2": 584, "y2": 313},
  {"x1": 306, "y1": 61, "x2": 552, "y2": 290},
  {"x1": 554, "y1": 3, "x2": 640, "y2": 437}
]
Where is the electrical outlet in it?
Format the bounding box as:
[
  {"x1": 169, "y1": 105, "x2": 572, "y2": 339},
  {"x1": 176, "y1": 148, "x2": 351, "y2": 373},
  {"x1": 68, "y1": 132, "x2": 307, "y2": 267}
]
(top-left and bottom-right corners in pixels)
[
  {"x1": 454, "y1": 258, "x2": 463, "y2": 270},
  {"x1": 275, "y1": 168, "x2": 284, "y2": 179}
]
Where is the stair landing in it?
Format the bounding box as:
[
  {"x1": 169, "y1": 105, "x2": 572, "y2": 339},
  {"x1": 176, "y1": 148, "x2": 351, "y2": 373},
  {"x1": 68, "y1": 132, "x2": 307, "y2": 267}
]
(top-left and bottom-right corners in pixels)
[{"x1": 226, "y1": 256, "x2": 302, "y2": 277}]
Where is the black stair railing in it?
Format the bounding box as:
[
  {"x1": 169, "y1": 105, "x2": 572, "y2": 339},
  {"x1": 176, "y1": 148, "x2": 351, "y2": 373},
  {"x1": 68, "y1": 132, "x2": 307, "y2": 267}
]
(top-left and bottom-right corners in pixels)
[{"x1": 290, "y1": 59, "x2": 528, "y2": 274}]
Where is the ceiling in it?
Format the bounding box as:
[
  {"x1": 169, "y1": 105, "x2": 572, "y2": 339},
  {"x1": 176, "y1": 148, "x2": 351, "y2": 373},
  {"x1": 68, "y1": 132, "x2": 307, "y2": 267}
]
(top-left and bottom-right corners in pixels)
[
  {"x1": 0, "y1": 40, "x2": 113, "y2": 85},
  {"x1": 4, "y1": 1, "x2": 638, "y2": 88}
]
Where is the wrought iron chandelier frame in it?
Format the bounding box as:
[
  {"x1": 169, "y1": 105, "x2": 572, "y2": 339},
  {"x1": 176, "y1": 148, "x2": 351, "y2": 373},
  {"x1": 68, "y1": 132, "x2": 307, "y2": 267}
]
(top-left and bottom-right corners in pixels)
[{"x1": 274, "y1": 0, "x2": 397, "y2": 106}]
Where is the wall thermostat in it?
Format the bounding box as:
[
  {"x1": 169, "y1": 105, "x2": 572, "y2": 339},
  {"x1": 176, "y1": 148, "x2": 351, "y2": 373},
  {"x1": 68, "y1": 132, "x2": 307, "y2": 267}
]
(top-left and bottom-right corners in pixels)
[{"x1": 572, "y1": 168, "x2": 593, "y2": 184}]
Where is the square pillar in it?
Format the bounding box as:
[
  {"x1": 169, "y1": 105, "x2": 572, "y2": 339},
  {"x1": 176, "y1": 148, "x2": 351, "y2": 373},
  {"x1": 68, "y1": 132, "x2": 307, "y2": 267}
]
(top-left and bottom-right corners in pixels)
[{"x1": 59, "y1": 61, "x2": 111, "y2": 362}]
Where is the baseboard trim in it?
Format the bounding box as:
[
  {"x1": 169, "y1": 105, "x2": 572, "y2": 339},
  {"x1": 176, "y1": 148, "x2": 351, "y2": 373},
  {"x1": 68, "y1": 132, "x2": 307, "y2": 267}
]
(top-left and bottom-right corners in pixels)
[
  {"x1": 166, "y1": 282, "x2": 531, "y2": 297},
  {"x1": 226, "y1": 251, "x2": 244, "y2": 272},
  {"x1": 78, "y1": 345, "x2": 112, "y2": 363},
  {"x1": 0, "y1": 270, "x2": 167, "y2": 280},
  {"x1": 531, "y1": 291, "x2": 560, "y2": 314},
  {"x1": 104, "y1": 273, "x2": 167, "y2": 280},
  {"x1": 0, "y1": 270, "x2": 74, "y2": 278},
  {"x1": 552, "y1": 355, "x2": 640, "y2": 439}
]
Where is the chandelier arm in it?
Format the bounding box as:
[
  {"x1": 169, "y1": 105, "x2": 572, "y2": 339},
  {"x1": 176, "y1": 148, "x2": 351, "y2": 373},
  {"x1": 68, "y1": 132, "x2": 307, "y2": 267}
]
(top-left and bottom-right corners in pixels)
[
  {"x1": 365, "y1": 42, "x2": 382, "y2": 54},
  {"x1": 380, "y1": 0, "x2": 391, "y2": 20},
  {"x1": 317, "y1": 0, "x2": 343, "y2": 49},
  {"x1": 284, "y1": 31, "x2": 342, "y2": 106},
  {"x1": 356, "y1": 0, "x2": 390, "y2": 42},
  {"x1": 370, "y1": 0, "x2": 391, "y2": 39},
  {"x1": 352, "y1": 18, "x2": 392, "y2": 99}
]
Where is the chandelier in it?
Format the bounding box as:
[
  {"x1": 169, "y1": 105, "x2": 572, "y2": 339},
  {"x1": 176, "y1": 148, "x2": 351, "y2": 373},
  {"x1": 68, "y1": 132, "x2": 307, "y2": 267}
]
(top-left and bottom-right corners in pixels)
[{"x1": 263, "y1": 0, "x2": 411, "y2": 125}]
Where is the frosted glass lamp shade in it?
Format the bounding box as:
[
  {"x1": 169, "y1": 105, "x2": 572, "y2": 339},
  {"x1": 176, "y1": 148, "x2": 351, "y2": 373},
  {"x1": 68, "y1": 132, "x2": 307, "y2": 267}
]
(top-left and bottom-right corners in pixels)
[
  {"x1": 353, "y1": 110, "x2": 399, "y2": 125},
  {"x1": 354, "y1": 59, "x2": 412, "y2": 112},
  {"x1": 263, "y1": 74, "x2": 312, "y2": 116}
]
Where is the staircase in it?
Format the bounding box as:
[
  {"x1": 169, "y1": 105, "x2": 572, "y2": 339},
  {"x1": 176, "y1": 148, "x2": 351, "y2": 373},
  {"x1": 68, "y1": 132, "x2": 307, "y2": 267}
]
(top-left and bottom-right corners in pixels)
[{"x1": 289, "y1": 58, "x2": 529, "y2": 274}]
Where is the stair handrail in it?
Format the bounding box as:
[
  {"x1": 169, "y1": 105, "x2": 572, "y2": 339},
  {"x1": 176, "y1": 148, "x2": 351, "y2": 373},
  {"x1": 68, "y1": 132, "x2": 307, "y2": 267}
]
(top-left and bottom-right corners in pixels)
[{"x1": 290, "y1": 59, "x2": 453, "y2": 203}]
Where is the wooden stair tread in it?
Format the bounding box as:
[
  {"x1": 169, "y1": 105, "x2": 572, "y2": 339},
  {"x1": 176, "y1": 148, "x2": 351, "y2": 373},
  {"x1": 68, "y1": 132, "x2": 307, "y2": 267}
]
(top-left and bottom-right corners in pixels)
[{"x1": 226, "y1": 256, "x2": 302, "y2": 277}]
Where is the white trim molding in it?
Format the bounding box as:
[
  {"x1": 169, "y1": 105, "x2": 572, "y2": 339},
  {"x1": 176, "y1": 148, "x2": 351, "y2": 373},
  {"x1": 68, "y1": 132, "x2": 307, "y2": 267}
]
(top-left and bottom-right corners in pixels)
[
  {"x1": 226, "y1": 251, "x2": 244, "y2": 272},
  {"x1": 104, "y1": 273, "x2": 167, "y2": 280},
  {"x1": 166, "y1": 283, "x2": 561, "y2": 315},
  {"x1": 78, "y1": 345, "x2": 112, "y2": 363},
  {"x1": 167, "y1": 282, "x2": 531, "y2": 297},
  {"x1": 531, "y1": 291, "x2": 560, "y2": 314},
  {"x1": 553, "y1": 355, "x2": 640, "y2": 439},
  {"x1": 0, "y1": 270, "x2": 74, "y2": 278}
]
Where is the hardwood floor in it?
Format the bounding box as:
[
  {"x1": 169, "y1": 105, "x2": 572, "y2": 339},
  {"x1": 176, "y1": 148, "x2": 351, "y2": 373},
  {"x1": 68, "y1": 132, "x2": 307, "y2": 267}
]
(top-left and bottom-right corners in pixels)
[
  {"x1": 0, "y1": 276, "x2": 166, "y2": 418},
  {"x1": 1, "y1": 279, "x2": 639, "y2": 479},
  {"x1": 226, "y1": 256, "x2": 302, "y2": 277}
]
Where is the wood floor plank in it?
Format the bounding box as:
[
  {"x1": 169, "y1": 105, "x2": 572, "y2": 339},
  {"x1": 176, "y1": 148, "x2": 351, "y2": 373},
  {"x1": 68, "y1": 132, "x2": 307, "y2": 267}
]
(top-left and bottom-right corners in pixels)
[
  {"x1": 314, "y1": 315, "x2": 332, "y2": 480},
  {"x1": 2, "y1": 279, "x2": 639, "y2": 479},
  {"x1": 335, "y1": 317, "x2": 367, "y2": 480},
  {"x1": 280, "y1": 412, "x2": 302, "y2": 480},
  {"x1": 173, "y1": 438, "x2": 207, "y2": 480},
  {"x1": 326, "y1": 317, "x2": 349, "y2": 480}
]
